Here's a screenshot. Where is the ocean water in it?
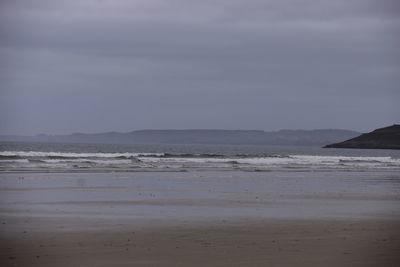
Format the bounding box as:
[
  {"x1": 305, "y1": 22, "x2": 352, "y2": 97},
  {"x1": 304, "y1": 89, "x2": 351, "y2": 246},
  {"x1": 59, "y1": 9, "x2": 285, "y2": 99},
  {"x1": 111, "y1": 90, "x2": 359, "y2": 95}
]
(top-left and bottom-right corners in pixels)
[
  {"x1": 1, "y1": 141, "x2": 400, "y2": 172},
  {"x1": 1, "y1": 142, "x2": 399, "y2": 222}
]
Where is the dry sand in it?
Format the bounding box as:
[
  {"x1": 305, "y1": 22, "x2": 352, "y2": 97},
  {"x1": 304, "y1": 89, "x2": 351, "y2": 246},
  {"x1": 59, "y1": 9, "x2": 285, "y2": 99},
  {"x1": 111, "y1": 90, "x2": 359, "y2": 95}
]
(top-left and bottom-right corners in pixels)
[
  {"x1": 1, "y1": 217, "x2": 400, "y2": 267},
  {"x1": 1, "y1": 171, "x2": 400, "y2": 266}
]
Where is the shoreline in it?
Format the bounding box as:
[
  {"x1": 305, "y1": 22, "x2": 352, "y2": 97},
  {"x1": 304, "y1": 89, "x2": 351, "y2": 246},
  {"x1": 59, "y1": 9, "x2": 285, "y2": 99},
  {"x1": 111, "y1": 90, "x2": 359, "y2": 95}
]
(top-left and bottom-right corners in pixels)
[
  {"x1": 2, "y1": 168, "x2": 400, "y2": 174},
  {"x1": 1, "y1": 170, "x2": 399, "y2": 266}
]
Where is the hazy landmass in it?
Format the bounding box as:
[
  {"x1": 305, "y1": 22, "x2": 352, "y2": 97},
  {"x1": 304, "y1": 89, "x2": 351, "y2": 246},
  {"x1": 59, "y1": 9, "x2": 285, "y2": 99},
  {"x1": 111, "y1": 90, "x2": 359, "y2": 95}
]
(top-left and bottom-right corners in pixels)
[
  {"x1": 325, "y1": 125, "x2": 400, "y2": 150},
  {"x1": 0, "y1": 129, "x2": 360, "y2": 146}
]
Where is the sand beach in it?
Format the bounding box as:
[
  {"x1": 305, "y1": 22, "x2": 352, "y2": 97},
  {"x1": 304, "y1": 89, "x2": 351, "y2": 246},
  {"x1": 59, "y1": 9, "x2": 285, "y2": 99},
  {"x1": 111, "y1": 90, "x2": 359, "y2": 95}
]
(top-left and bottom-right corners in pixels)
[{"x1": 1, "y1": 170, "x2": 399, "y2": 266}]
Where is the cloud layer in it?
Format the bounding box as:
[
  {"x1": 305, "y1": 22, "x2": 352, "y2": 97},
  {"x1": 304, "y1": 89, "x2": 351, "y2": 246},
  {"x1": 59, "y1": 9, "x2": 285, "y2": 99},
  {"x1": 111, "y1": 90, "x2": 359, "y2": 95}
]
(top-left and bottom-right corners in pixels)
[{"x1": 1, "y1": 0, "x2": 399, "y2": 134}]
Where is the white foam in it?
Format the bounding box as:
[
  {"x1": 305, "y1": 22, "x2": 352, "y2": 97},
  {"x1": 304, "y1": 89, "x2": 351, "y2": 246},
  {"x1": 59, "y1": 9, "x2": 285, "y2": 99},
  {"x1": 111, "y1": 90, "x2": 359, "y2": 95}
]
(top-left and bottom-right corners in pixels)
[
  {"x1": 139, "y1": 154, "x2": 400, "y2": 169},
  {"x1": 1, "y1": 151, "x2": 400, "y2": 171},
  {"x1": 0, "y1": 151, "x2": 162, "y2": 158}
]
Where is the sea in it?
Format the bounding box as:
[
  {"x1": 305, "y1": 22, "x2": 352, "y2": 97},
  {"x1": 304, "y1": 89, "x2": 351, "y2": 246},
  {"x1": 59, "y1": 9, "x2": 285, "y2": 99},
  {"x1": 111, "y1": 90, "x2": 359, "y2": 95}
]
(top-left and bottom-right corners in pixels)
[
  {"x1": 1, "y1": 141, "x2": 400, "y2": 221},
  {"x1": 1, "y1": 141, "x2": 400, "y2": 172}
]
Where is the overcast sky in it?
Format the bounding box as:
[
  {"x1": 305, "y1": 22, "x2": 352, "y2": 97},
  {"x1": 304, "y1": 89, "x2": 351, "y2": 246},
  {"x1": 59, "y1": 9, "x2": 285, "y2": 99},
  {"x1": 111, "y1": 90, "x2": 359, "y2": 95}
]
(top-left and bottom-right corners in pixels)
[{"x1": 0, "y1": 0, "x2": 399, "y2": 135}]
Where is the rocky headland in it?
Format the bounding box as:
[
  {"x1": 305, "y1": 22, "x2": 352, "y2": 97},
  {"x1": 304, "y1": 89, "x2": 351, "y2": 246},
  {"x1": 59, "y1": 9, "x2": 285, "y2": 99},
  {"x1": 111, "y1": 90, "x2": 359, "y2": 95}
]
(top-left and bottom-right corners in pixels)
[{"x1": 324, "y1": 125, "x2": 400, "y2": 149}]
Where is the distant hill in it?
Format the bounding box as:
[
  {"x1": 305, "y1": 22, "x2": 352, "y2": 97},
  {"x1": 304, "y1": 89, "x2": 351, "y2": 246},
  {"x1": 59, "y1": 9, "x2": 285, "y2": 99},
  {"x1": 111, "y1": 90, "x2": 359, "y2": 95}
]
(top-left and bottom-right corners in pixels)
[
  {"x1": 0, "y1": 129, "x2": 360, "y2": 147},
  {"x1": 324, "y1": 125, "x2": 400, "y2": 149}
]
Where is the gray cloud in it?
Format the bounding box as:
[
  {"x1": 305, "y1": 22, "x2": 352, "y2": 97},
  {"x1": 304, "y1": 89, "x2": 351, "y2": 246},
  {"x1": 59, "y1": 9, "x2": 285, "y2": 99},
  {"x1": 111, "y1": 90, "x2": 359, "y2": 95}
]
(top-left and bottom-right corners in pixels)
[{"x1": 1, "y1": 0, "x2": 399, "y2": 134}]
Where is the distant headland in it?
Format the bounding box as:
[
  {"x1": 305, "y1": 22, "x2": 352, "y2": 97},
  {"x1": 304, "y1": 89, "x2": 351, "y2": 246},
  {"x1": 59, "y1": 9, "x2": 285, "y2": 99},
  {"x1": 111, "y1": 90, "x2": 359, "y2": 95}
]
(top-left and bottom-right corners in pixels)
[
  {"x1": 0, "y1": 128, "x2": 360, "y2": 147},
  {"x1": 324, "y1": 125, "x2": 400, "y2": 150}
]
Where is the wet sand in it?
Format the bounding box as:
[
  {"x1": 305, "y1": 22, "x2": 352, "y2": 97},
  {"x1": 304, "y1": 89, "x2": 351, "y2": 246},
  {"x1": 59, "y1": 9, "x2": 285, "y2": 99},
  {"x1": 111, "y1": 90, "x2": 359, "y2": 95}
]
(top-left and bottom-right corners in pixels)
[
  {"x1": 1, "y1": 171, "x2": 400, "y2": 266},
  {"x1": 1, "y1": 217, "x2": 400, "y2": 267}
]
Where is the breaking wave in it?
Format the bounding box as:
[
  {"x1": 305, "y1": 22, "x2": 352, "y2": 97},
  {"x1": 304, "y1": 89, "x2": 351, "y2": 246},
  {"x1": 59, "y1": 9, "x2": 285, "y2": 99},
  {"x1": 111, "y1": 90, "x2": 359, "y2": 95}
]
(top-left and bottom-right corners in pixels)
[{"x1": 1, "y1": 151, "x2": 400, "y2": 172}]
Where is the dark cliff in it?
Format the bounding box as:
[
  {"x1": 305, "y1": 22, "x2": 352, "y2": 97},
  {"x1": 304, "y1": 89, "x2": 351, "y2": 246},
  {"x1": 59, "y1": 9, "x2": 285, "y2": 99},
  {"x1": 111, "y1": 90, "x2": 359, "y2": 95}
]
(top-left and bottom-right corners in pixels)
[{"x1": 324, "y1": 125, "x2": 400, "y2": 149}]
